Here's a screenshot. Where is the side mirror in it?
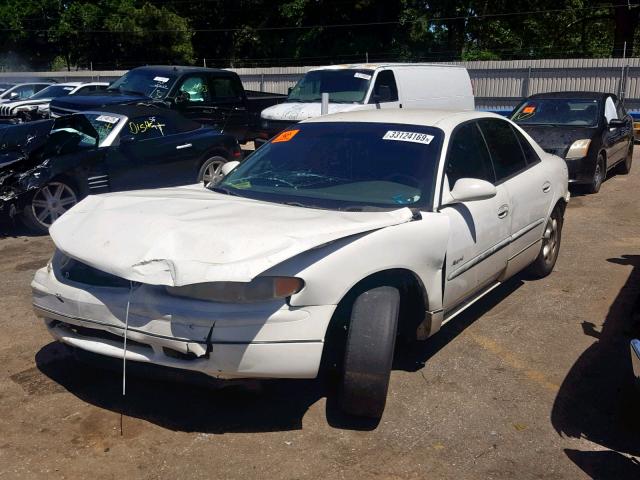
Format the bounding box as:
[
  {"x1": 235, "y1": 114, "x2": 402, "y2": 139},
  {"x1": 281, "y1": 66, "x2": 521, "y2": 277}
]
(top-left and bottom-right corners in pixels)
[
  {"x1": 174, "y1": 91, "x2": 189, "y2": 108},
  {"x1": 9, "y1": 92, "x2": 18, "y2": 99},
  {"x1": 442, "y1": 178, "x2": 497, "y2": 206},
  {"x1": 608, "y1": 118, "x2": 625, "y2": 129},
  {"x1": 287, "y1": 86, "x2": 293, "y2": 96}
]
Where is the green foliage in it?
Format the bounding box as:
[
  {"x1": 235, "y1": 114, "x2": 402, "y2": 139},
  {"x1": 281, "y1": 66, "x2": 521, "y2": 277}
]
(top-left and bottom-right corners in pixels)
[{"x1": 0, "y1": 0, "x2": 636, "y2": 70}]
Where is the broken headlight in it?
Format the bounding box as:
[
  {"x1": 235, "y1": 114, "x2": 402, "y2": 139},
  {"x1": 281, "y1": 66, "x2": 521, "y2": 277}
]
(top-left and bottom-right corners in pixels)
[
  {"x1": 565, "y1": 139, "x2": 591, "y2": 159},
  {"x1": 165, "y1": 277, "x2": 304, "y2": 303}
]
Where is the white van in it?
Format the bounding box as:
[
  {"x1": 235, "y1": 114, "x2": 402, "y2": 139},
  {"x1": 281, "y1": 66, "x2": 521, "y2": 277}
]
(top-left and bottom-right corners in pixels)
[{"x1": 257, "y1": 63, "x2": 474, "y2": 142}]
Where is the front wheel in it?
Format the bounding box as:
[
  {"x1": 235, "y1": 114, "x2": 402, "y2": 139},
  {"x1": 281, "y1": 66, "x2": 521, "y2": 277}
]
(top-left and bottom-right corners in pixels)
[
  {"x1": 198, "y1": 156, "x2": 227, "y2": 185},
  {"x1": 21, "y1": 180, "x2": 79, "y2": 234},
  {"x1": 338, "y1": 286, "x2": 400, "y2": 419},
  {"x1": 586, "y1": 154, "x2": 605, "y2": 194},
  {"x1": 527, "y1": 205, "x2": 563, "y2": 278}
]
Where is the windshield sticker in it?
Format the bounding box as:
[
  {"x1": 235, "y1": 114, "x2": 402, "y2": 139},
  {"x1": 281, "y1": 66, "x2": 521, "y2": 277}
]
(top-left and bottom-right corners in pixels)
[
  {"x1": 96, "y1": 115, "x2": 120, "y2": 124},
  {"x1": 272, "y1": 129, "x2": 300, "y2": 143},
  {"x1": 153, "y1": 76, "x2": 170, "y2": 83},
  {"x1": 523, "y1": 106, "x2": 536, "y2": 114},
  {"x1": 383, "y1": 130, "x2": 434, "y2": 145},
  {"x1": 63, "y1": 87, "x2": 74, "y2": 91},
  {"x1": 128, "y1": 116, "x2": 166, "y2": 136},
  {"x1": 354, "y1": 72, "x2": 372, "y2": 81},
  {"x1": 230, "y1": 180, "x2": 251, "y2": 189}
]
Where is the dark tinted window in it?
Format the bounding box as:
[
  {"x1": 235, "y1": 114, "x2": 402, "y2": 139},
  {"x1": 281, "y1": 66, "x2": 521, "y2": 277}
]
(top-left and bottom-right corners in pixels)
[
  {"x1": 446, "y1": 122, "x2": 495, "y2": 187},
  {"x1": 209, "y1": 76, "x2": 242, "y2": 99},
  {"x1": 616, "y1": 100, "x2": 627, "y2": 119},
  {"x1": 370, "y1": 70, "x2": 399, "y2": 103},
  {"x1": 512, "y1": 127, "x2": 540, "y2": 165},
  {"x1": 478, "y1": 119, "x2": 527, "y2": 181},
  {"x1": 125, "y1": 115, "x2": 170, "y2": 140}
]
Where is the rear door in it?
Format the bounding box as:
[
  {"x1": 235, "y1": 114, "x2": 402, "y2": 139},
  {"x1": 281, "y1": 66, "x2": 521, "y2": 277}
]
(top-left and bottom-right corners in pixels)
[
  {"x1": 105, "y1": 114, "x2": 201, "y2": 190},
  {"x1": 478, "y1": 118, "x2": 550, "y2": 270},
  {"x1": 440, "y1": 121, "x2": 511, "y2": 310}
]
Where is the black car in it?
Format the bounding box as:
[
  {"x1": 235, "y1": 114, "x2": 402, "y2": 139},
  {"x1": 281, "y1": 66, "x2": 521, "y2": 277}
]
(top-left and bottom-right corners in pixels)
[
  {"x1": 0, "y1": 105, "x2": 241, "y2": 233},
  {"x1": 49, "y1": 66, "x2": 286, "y2": 143},
  {"x1": 511, "y1": 92, "x2": 634, "y2": 193}
]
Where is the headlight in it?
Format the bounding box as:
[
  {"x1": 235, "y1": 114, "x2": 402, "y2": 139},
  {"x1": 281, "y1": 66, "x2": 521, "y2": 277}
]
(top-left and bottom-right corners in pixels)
[
  {"x1": 565, "y1": 139, "x2": 591, "y2": 159},
  {"x1": 15, "y1": 105, "x2": 38, "y2": 112},
  {"x1": 165, "y1": 276, "x2": 304, "y2": 303}
]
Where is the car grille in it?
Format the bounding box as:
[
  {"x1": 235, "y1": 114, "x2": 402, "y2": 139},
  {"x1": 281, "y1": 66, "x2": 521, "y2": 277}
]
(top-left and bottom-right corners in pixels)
[
  {"x1": 0, "y1": 105, "x2": 14, "y2": 117},
  {"x1": 59, "y1": 258, "x2": 130, "y2": 288}
]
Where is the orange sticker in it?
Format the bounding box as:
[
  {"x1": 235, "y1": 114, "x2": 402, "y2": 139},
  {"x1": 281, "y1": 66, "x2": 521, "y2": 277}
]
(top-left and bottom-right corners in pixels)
[
  {"x1": 272, "y1": 129, "x2": 300, "y2": 143},
  {"x1": 523, "y1": 106, "x2": 536, "y2": 114}
]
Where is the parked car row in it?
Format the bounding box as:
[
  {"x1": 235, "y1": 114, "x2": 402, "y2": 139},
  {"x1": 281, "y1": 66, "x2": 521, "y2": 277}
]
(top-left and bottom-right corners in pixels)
[{"x1": 0, "y1": 62, "x2": 635, "y2": 422}]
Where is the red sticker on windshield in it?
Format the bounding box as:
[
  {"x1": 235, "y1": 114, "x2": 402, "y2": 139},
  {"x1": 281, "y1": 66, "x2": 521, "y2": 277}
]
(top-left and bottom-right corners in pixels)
[
  {"x1": 523, "y1": 106, "x2": 536, "y2": 114},
  {"x1": 272, "y1": 129, "x2": 299, "y2": 143}
]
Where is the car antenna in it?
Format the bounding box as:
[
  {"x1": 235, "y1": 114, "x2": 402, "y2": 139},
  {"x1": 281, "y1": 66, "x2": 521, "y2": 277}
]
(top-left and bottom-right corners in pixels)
[{"x1": 120, "y1": 280, "x2": 138, "y2": 436}]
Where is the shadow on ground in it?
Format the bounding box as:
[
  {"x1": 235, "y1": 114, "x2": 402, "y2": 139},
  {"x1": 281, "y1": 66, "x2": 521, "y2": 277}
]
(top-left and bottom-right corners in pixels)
[
  {"x1": 551, "y1": 254, "x2": 640, "y2": 478},
  {"x1": 0, "y1": 218, "x2": 42, "y2": 239},
  {"x1": 35, "y1": 275, "x2": 525, "y2": 433}
]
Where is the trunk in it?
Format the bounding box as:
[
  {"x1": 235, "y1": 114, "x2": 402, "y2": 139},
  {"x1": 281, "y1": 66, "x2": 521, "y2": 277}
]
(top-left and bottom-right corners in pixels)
[{"x1": 612, "y1": 1, "x2": 639, "y2": 57}]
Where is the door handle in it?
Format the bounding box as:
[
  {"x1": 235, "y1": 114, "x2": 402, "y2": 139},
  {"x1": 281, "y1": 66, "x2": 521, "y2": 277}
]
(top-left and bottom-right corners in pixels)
[
  {"x1": 176, "y1": 143, "x2": 193, "y2": 150},
  {"x1": 497, "y1": 205, "x2": 509, "y2": 219},
  {"x1": 542, "y1": 181, "x2": 551, "y2": 193}
]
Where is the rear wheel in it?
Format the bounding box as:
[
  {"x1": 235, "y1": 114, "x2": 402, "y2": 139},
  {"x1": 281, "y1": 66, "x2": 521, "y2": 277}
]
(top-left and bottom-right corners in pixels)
[
  {"x1": 616, "y1": 143, "x2": 633, "y2": 175},
  {"x1": 338, "y1": 286, "x2": 400, "y2": 419},
  {"x1": 586, "y1": 154, "x2": 605, "y2": 194},
  {"x1": 198, "y1": 156, "x2": 227, "y2": 185},
  {"x1": 21, "y1": 180, "x2": 78, "y2": 234},
  {"x1": 527, "y1": 204, "x2": 563, "y2": 278}
]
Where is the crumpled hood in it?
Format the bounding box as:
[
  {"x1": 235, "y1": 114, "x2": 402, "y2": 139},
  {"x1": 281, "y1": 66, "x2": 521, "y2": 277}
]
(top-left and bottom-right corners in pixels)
[
  {"x1": 49, "y1": 186, "x2": 414, "y2": 286},
  {"x1": 261, "y1": 102, "x2": 363, "y2": 121},
  {"x1": 51, "y1": 92, "x2": 148, "y2": 112}
]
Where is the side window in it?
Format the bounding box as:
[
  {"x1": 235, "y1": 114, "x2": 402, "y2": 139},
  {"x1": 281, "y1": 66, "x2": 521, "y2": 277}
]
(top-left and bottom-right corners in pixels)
[
  {"x1": 178, "y1": 75, "x2": 210, "y2": 103},
  {"x1": 615, "y1": 99, "x2": 627, "y2": 119},
  {"x1": 209, "y1": 76, "x2": 242, "y2": 99},
  {"x1": 604, "y1": 96, "x2": 618, "y2": 123},
  {"x1": 446, "y1": 122, "x2": 495, "y2": 187},
  {"x1": 478, "y1": 119, "x2": 527, "y2": 182},
  {"x1": 15, "y1": 85, "x2": 36, "y2": 99},
  {"x1": 125, "y1": 115, "x2": 170, "y2": 141},
  {"x1": 512, "y1": 127, "x2": 541, "y2": 166},
  {"x1": 369, "y1": 70, "x2": 398, "y2": 103}
]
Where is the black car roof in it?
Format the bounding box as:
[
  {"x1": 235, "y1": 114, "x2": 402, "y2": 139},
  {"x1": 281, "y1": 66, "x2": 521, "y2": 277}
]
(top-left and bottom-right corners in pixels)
[
  {"x1": 84, "y1": 104, "x2": 204, "y2": 132},
  {"x1": 131, "y1": 65, "x2": 235, "y2": 76},
  {"x1": 527, "y1": 91, "x2": 612, "y2": 101}
]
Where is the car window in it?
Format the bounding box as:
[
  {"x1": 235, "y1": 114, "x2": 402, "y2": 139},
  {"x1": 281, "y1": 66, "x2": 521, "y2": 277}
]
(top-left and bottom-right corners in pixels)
[
  {"x1": 604, "y1": 96, "x2": 618, "y2": 123},
  {"x1": 615, "y1": 100, "x2": 627, "y2": 119},
  {"x1": 125, "y1": 115, "x2": 170, "y2": 140},
  {"x1": 478, "y1": 119, "x2": 527, "y2": 182},
  {"x1": 14, "y1": 85, "x2": 37, "y2": 99},
  {"x1": 209, "y1": 76, "x2": 242, "y2": 99},
  {"x1": 369, "y1": 70, "x2": 399, "y2": 103},
  {"x1": 178, "y1": 76, "x2": 210, "y2": 103},
  {"x1": 446, "y1": 122, "x2": 495, "y2": 187},
  {"x1": 512, "y1": 127, "x2": 541, "y2": 165}
]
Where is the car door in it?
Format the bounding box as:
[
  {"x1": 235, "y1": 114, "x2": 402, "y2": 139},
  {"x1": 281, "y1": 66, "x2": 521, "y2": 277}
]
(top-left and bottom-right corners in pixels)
[
  {"x1": 478, "y1": 119, "x2": 550, "y2": 274},
  {"x1": 367, "y1": 70, "x2": 400, "y2": 109},
  {"x1": 105, "y1": 114, "x2": 200, "y2": 190},
  {"x1": 603, "y1": 95, "x2": 627, "y2": 165},
  {"x1": 440, "y1": 121, "x2": 512, "y2": 310}
]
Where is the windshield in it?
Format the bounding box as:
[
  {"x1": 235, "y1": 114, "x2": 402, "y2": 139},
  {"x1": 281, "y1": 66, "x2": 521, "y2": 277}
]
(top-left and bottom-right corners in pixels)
[
  {"x1": 0, "y1": 83, "x2": 14, "y2": 93},
  {"x1": 108, "y1": 70, "x2": 177, "y2": 99},
  {"x1": 29, "y1": 85, "x2": 75, "y2": 100},
  {"x1": 287, "y1": 69, "x2": 374, "y2": 103},
  {"x1": 217, "y1": 122, "x2": 443, "y2": 210},
  {"x1": 53, "y1": 113, "x2": 121, "y2": 147},
  {"x1": 512, "y1": 98, "x2": 600, "y2": 126}
]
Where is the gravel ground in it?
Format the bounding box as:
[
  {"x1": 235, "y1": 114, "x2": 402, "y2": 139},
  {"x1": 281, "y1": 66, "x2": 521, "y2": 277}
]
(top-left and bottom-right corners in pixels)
[{"x1": 0, "y1": 152, "x2": 639, "y2": 479}]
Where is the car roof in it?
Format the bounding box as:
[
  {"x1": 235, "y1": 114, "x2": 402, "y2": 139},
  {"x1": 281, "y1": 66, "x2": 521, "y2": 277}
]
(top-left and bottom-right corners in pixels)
[
  {"x1": 132, "y1": 65, "x2": 234, "y2": 76},
  {"x1": 310, "y1": 62, "x2": 466, "y2": 71},
  {"x1": 301, "y1": 109, "x2": 504, "y2": 129},
  {"x1": 82, "y1": 104, "x2": 204, "y2": 130},
  {"x1": 527, "y1": 91, "x2": 611, "y2": 100}
]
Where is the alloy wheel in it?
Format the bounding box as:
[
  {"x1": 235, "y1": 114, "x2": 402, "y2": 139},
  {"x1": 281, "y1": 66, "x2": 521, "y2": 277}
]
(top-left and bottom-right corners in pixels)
[{"x1": 30, "y1": 182, "x2": 78, "y2": 228}]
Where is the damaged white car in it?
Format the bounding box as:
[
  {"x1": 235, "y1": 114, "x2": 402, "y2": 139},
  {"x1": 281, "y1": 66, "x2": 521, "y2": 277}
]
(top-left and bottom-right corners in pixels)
[{"x1": 32, "y1": 110, "x2": 569, "y2": 419}]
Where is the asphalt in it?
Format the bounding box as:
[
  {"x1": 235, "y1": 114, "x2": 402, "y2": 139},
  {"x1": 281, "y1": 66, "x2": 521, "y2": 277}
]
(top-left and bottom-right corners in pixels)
[{"x1": 0, "y1": 152, "x2": 639, "y2": 479}]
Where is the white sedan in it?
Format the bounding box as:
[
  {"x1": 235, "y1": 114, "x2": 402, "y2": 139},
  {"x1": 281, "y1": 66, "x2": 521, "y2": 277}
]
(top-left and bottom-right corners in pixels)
[{"x1": 32, "y1": 110, "x2": 569, "y2": 420}]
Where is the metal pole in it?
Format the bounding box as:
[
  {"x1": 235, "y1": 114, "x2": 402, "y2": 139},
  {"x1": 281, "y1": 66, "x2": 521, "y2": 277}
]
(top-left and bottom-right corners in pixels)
[{"x1": 321, "y1": 92, "x2": 329, "y2": 115}]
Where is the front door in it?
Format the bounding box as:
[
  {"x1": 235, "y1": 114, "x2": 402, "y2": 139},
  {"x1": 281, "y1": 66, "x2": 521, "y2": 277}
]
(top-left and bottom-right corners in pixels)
[{"x1": 440, "y1": 121, "x2": 511, "y2": 311}]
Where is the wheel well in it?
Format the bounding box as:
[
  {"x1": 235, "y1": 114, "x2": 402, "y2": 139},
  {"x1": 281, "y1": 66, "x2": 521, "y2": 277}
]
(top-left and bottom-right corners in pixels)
[
  {"x1": 320, "y1": 269, "x2": 428, "y2": 374},
  {"x1": 202, "y1": 149, "x2": 230, "y2": 164}
]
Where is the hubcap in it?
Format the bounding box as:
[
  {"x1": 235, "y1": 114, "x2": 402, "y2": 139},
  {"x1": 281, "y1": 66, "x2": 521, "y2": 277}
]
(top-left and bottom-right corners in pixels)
[
  {"x1": 31, "y1": 182, "x2": 77, "y2": 228},
  {"x1": 542, "y1": 216, "x2": 558, "y2": 264},
  {"x1": 202, "y1": 160, "x2": 225, "y2": 184}
]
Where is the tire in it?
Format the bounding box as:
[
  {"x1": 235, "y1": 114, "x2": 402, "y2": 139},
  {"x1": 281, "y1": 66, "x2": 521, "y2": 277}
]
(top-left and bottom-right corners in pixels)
[
  {"x1": 338, "y1": 286, "x2": 400, "y2": 419},
  {"x1": 197, "y1": 155, "x2": 227, "y2": 185},
  {"x1": 586, "y1": 153, "x2": 605, "y2": 194},
  {"x1": 527, "y1": 204, "x2": 563, "y2": 278},
  {"x1": 616, "y1": 142, "x2": 633, "y2": 175},
  {"x1": 21, "y1": 180, "x2": 79, "y2": 234}
]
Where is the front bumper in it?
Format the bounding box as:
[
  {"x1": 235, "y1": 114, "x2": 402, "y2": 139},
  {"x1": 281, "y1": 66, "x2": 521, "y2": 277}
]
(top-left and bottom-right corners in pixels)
[
  {"x1": 32, "y1": 266, "x2": 335, "y2": 379},
  {"x1": 565, "y1": 156, "x2": 595, "y2": 184},
  {"x1": 632, "y1": 339, "x2": 640, "y2": 389}
]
